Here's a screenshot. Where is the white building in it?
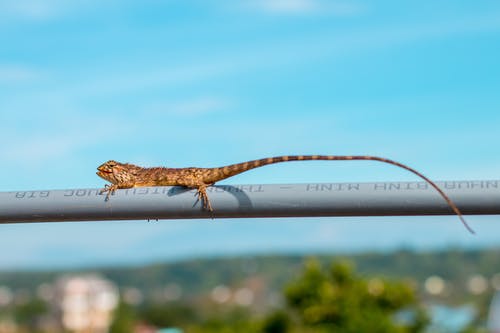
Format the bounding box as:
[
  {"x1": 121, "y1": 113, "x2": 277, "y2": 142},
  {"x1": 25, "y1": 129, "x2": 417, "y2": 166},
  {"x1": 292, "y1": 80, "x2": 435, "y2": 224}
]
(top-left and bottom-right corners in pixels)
[{"x1": 54, "y1": 274, "x2": 118, "y2": 333}]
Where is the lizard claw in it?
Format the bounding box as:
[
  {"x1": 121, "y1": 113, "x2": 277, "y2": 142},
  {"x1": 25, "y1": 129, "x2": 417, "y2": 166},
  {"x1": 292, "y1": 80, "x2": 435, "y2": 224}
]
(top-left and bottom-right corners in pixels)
[
  {"x1": 196, "y1": 186, "x2": 213, "y2": 212},
  {"x1": 100, "y1": 184, "x2": 117, "y2": 201}
]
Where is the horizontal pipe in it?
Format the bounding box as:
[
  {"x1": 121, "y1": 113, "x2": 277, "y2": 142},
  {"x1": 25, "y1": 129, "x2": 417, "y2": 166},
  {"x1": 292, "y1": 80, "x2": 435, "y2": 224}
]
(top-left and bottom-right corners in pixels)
[{"x1": 0, "y1": 180, "x2": 499, "y2": 223}]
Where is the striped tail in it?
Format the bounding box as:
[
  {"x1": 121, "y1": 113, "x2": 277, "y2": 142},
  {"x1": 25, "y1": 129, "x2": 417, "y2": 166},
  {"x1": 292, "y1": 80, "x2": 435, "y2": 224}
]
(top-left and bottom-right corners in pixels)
[{"x1": 208, "y1": 155, "x2": 474, "y2": 234}]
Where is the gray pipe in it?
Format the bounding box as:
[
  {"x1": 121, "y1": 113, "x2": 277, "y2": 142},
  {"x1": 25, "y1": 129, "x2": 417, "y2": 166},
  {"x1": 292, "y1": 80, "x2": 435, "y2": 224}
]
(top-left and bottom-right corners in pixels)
[{"x1": 0, "y1": 180, "x2": 498, "y2": 223}]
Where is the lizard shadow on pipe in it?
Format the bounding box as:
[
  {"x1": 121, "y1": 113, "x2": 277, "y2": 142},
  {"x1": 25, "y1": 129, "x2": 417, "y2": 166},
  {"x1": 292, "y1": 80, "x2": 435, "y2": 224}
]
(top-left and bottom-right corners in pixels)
[{"x1": 166, "y1": 185, "x2": 254, "y2": 211}]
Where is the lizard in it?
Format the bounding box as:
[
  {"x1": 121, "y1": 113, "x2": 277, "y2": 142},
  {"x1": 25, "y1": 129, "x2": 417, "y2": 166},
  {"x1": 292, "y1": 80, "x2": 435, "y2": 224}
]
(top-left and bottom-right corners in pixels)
[{"x1": 96, "y1": 155, "x2": 474, "y2": 234}]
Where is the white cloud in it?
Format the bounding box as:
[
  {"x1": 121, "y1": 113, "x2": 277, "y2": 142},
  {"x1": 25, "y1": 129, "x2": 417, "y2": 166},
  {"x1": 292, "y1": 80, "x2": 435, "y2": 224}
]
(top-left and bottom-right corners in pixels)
[
  {"x1": 0, "y1": 0, "x2": 64, "y2": 20},
  {"x1": 147, "y1": 96, "x2": 232, "y2": 117},
  {"x1": 0, "y1": 0, "x2": 101, "y2": 22},
  {"x1": 56, "y1": 61, "x2": 237, "y2": 100},
  {"x1": 0, "y1": 65, "x2": 40, "y2": 83},
  {"x1": 0, "y1": 112, "x2": 127, "y2": 165},
  {"x1": 242, "y1": 0, "x2": 365, "y2": 16},
  {"x1": 306, "y1": 223, "x2": 339, "y2": 244},
  {"x1": 252, "y1": 0, "x2": 318, "y2": 13},
  {"x1": 0, "y1": 135, "x2": 86, "y2": 163}
]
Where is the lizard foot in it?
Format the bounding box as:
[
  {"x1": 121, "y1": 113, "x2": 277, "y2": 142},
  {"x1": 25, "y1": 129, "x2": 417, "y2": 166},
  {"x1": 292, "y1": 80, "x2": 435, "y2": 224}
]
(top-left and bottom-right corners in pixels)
[
  {"x1": 99, "y1": 184, "x2": 117, "y2": 201},
  {"x1": 196, "y1": 186, "x2": 213, "y2": 212}
]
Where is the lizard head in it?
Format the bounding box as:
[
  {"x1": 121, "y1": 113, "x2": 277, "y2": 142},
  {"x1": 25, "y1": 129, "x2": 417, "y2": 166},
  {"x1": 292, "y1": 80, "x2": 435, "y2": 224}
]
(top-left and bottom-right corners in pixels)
[{"x1": 97, "y1": 160, "x2": 139, "y2": 184}]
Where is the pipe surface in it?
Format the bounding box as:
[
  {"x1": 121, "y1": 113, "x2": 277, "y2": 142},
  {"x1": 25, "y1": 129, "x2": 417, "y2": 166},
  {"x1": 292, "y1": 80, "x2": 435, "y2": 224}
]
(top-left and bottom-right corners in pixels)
[{"x1": 0, "y1": 180, "x2": 499, "y2": 223}]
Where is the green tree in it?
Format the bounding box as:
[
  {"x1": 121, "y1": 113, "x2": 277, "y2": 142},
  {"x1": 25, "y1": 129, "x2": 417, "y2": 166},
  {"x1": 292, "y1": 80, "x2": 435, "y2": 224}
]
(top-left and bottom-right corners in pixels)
[
  {"x1": 261, "y1": 310, "x2": 290, "y2": 333},
  {"x1": 13, "y1": 298, "x2": 48, "y2": 330},
  {"x1": 284, "y1": 259, "x2": 429, "y2": 332},
  {"x1": 110, "y1": 301, "x2": 137, "y2": 333},
  {"x1": 140, "y1": 302, "x2": 197, "y2": 328}
]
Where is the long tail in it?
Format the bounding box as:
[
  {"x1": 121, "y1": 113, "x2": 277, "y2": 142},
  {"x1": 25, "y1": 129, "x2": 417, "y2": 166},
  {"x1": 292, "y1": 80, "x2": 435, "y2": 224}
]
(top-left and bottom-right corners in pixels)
[{"x1": 207, "y1": 155, "x2": 474, "y2": 234}]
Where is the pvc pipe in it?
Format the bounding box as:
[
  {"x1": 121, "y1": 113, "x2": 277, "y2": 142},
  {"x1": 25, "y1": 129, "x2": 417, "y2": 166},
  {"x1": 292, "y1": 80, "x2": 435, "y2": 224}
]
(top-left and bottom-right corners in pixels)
[{"x1": 0, "y1": 180, "x2": 498, "y2": 223}]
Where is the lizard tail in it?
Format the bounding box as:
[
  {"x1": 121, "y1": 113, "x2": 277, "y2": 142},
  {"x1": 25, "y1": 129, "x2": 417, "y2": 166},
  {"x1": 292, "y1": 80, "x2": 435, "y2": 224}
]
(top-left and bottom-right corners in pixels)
[{"x1": 207, "y1": 155, "x2": 474, "y2": 234}]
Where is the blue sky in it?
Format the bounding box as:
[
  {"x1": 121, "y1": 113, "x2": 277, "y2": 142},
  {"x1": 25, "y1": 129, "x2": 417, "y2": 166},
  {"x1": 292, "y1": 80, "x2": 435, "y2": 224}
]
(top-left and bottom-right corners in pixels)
[{"x1": 0, "y1": 0, "x2": 500, "y2": 269}]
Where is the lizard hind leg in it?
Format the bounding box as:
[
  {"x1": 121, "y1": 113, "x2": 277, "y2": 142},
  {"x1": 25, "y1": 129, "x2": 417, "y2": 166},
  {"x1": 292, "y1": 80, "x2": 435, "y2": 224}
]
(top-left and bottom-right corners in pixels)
[{"x1": 195, "y1": 185, "x2": 213, "y2": 212}]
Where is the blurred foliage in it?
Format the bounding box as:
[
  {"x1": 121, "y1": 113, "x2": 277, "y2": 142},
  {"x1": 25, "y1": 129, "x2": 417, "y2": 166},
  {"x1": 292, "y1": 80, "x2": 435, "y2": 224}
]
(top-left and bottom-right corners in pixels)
[
  {"x1": 139, "y1": 302, "x2": 198, "y2": 328},
  {"x1": 110, "y1": 300, "x2": 136, "y2": 333},
  {"x1": 185, "y1": 307, "x2": 259, "y2": 333},
  {"x1": 13, "y1": 298, "x2": 48, "y2": 325},
  {"x1": 180, "y1": 259, "x2": 428, "y2": 332},
  {"x1": 283, "y1": 259, "x2": 428, "y2": 332},
  {"x1": 2, "y1": 248, "x2": 499, "y2": 305},
  {"x1": 261, "y1": 310, "x2": 290, "y2": 333},
  {"x1": 1, "y1": 248, "x2": 498, "y2": 331}
]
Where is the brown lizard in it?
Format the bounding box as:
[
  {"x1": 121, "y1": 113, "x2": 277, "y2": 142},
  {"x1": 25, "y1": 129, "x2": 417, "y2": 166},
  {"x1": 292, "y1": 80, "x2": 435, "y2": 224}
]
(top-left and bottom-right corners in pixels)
[{"x1": 97, "y1": 155, "x2": 474, "y2": 233}]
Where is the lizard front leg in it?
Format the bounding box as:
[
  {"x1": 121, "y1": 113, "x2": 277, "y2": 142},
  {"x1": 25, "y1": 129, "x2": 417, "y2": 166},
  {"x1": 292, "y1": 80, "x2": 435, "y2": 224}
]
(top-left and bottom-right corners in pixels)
[
  {"x1": 99, "y1": 184, "x2": 118, "y2": 201},
  {"x1": 100, "y1": 183, "x2": 134, "y2": 201}
]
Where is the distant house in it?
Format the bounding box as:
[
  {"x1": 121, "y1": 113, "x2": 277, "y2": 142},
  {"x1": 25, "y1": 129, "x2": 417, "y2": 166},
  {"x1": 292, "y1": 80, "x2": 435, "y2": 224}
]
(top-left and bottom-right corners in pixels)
[{"x1": 54, "y1": 274, "x2": 118, "y2": 333}]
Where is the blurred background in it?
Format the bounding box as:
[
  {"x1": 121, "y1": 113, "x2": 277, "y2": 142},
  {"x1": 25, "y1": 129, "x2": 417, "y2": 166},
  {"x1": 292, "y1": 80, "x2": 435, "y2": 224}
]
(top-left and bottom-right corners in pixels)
[{"x1": 1, "y1": 0, "x2": 500, "y2": 332}]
